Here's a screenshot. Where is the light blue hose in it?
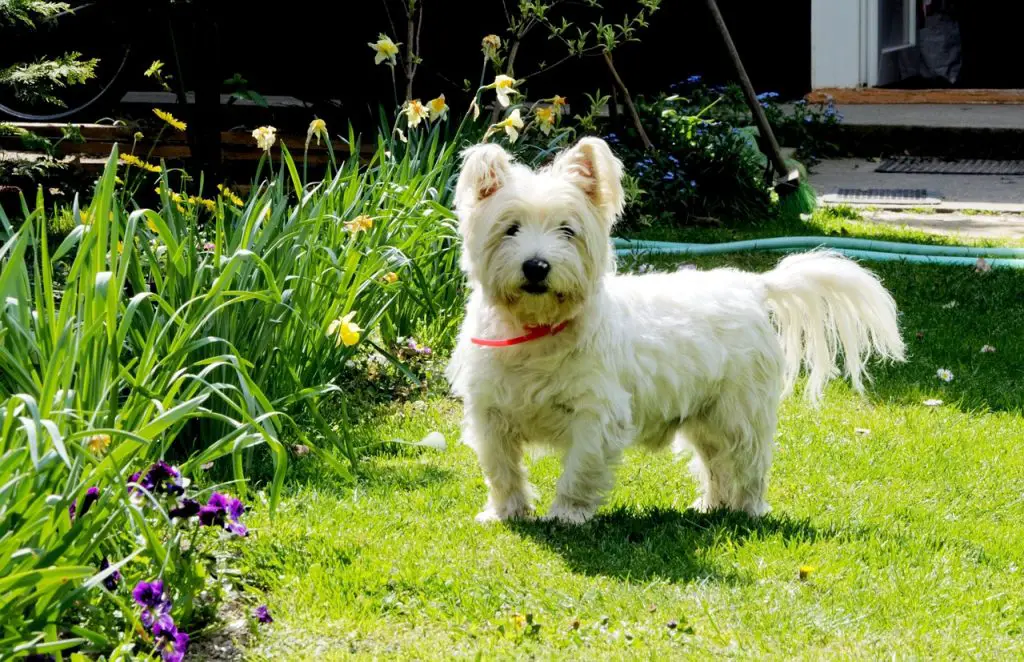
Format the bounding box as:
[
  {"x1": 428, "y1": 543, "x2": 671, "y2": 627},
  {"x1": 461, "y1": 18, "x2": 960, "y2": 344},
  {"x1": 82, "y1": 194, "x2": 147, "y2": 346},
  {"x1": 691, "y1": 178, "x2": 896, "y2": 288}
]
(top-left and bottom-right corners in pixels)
[
  {"x1": 613, "y1": 236, "x2": 1024, "y2": 258},
  {"x1": 613, "y1": 236, "x2": 1024, "y2": 268}
]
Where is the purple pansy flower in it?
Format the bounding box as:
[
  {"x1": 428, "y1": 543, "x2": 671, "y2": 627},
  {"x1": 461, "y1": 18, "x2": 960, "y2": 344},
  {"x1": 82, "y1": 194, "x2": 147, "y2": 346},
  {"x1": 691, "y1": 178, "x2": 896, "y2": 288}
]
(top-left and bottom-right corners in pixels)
[
  {"x1": 100, "y1": 558, "x2": 121, "y2": 590},
  {"x1": 255, "y1": 604, "x2": 273, "y2": 623},
  {"x1": 141, "y1": 461, "x2": 184, "y2": 496},
  {"x1": 80, "y1": 486, "x2": 99, "y2": 517},
  {"x1": 69, "y1": 486, "x2": 100, "y2": 521},
  {"x1": 198, "y1": 492, "x2": 247, "y2": 536},
  {"x1": 133, "y1": 579, "x2": 172, "y2": 631},
  {"x1": 155, "y1": 624, "x2": 190, "y2": 662},
  {"x1": 168, "y1": 498, "x2": 201, "y2": 519}
]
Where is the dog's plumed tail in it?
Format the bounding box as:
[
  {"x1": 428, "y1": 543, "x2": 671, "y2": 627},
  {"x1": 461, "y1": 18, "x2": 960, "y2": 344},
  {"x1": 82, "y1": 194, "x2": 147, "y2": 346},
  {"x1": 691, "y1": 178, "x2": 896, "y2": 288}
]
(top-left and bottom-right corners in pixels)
[{"x1": 761, "y1": 251, "x2": 905, "y2": 402}]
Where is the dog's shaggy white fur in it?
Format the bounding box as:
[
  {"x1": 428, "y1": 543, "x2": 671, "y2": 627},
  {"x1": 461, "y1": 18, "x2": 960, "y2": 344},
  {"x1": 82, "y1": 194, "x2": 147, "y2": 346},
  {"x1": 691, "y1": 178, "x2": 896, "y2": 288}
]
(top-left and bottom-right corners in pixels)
[{"x1": 447, "y1": 137, "x2": 905, "y2": 525}]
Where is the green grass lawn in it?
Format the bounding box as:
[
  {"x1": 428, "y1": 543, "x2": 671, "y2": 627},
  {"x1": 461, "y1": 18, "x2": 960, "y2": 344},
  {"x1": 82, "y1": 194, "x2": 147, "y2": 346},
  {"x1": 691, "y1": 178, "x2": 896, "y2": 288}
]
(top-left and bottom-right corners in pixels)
[{"x1": 235, "y1": 216, "x2": 1024, "y2": 659}]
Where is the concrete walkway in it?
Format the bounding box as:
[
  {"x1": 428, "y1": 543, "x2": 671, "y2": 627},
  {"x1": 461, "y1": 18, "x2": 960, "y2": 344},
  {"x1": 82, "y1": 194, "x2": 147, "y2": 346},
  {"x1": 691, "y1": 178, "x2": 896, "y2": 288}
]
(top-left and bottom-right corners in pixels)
[
  {"x1": 809, "y1": 158, "x2": 1024, "y2": 212},
  {"x1": 837, "y1": 104, "x2": 1024, "y2": 131},
  {"x1": 808, "y1": 157, "x2": 1024, "y2": 240}
]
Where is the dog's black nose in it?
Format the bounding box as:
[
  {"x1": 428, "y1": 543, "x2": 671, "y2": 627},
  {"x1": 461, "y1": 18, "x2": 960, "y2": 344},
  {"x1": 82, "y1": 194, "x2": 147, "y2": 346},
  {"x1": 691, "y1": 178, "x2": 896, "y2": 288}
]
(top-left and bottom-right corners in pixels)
[{"x1": 522, "y1": 258, "x2": 551, "y2": 283}]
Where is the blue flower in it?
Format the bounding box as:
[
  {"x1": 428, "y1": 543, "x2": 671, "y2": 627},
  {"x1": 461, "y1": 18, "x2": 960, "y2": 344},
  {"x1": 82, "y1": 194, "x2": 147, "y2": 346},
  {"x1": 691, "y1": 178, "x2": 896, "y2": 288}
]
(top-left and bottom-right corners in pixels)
[
  {"x1": 690, "y1": 180, "x2": 697, "y2": 188},
  {"x1": 604, "y1": 132, "x2": 619, "y2": 144},
  {"x1": 255, "y1": 605, "x2": 273, "y2": 624},
  {"x1": 757, "y1": 91, "x2": 779, "y2": 100},
  {"x1": 686, "y1": 74, "x2": 702, "y2": 84},
  {"x1": 667, "y1": 155, "x2": 680, "y2": 165},
  {"x1": 795, "y1": 99, "x2": 807, "y2": 106},
  {"x1": 663, "y1": 171, "x2": 676, "y2": 182}
]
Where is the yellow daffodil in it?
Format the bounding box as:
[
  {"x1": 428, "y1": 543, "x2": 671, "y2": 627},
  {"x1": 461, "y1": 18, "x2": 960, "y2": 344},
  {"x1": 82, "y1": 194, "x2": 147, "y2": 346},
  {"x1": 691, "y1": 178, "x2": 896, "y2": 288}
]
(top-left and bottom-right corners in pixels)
[
  {"x1": 487, "y1": 75, "x2": 519, "y2": 108},
  {"x1": 306, "y1": 118, "x2": 328, "y2": 148},
  {"x1": 534, "y1": 106, "x2": 556, "y2": 135},
  {"x1": 482, "y1": 34, "x2": 501, "y2": 59},
  {"x1": 369, "y1": 33, "x2": 400, "y2": 66},
  {"x1": 383, "y1": 271, "x2": 399, "y2": 284},
  {"x1": 345, "y1": 215, "x2": 373, "y2": 233},
  {"x1": 86, "y1": 433, "x2": 111, "y2": 455},
  {"x1": 427, "y1": 95, "x2": 448, "y2": 121},
  {"x1": 252, "y1": 125, "x2": 277, "y2": 151},
  {"x1": 404, "y1": 99, "x2": 429, "y2": 128},
  {"x1": 153, "y1": 108, "x2": 187, "y2": 131},
  {"x1": 327, "y1": 311, "x2": 361, "y2": 347},
  {"x1": 119, "y1": 153, "x2": 161, "y2": 173},
  {"x1": 486, "y1": 108, "x2": 524, "y2": 143},
  {"x1": 551, "y1": 95, "x2": 567, "y2": 112},
  {"x1": 144, "y1": 60, "x2": 164, "y2": 77}
]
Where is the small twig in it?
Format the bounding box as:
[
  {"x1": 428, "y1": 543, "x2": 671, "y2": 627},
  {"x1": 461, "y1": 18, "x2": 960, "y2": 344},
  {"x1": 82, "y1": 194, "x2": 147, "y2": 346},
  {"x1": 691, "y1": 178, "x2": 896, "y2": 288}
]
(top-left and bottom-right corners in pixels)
[
  {"x1": 602, "y1": 50, "x2": 652, "y2": 150},
  {"x1": 404, "y1": 3, "x2": 416, "y2": 99}
]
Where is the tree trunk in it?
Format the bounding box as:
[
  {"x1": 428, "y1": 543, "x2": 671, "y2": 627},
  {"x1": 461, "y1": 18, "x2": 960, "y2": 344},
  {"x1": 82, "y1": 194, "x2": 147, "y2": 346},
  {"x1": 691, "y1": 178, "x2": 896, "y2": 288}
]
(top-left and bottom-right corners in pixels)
[{"x1": 602, "y1": 50, "x2": 652, "y2": 150}]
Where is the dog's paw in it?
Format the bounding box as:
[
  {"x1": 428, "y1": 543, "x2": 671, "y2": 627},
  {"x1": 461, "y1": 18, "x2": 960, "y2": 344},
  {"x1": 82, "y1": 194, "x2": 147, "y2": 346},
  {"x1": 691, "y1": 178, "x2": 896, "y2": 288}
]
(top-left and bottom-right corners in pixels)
[
  {"x1": 474, "y1": 500, "x2": 534, "y2": 524},
  {"x1": 542, "y1": 500, "x2": 595, "y2": 525}
]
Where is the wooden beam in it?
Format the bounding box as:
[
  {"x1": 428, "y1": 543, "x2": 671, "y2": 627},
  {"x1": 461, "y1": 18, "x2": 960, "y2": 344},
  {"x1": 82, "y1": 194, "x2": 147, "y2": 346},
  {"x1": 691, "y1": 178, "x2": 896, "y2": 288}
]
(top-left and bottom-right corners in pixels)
[{"x1": 807, "y1": 88, "x2": 1024, "y2": 105}]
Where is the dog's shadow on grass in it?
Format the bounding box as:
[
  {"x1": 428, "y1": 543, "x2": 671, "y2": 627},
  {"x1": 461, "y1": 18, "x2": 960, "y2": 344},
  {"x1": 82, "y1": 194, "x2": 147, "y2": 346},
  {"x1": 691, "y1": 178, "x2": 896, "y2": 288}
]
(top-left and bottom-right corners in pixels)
[{"x1": 509, "y1": 507, "x2": 837, "y2": 585}]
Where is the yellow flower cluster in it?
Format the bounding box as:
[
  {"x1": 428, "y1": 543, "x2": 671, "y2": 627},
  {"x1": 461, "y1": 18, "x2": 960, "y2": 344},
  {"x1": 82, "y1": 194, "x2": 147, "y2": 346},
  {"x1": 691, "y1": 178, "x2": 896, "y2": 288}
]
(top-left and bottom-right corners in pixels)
[
  {"x1": 119, "y1": 153, "x2": 161, "y2": 173},
  {"x1": 217, "y1": 183, "x2": 244, "y2": 207},
  {"x1": 383, "y1": 271, "x2": 399, "y2": 284},
  {"x1": 153, "y1": 108, "x2": 187, "y2": 132}
]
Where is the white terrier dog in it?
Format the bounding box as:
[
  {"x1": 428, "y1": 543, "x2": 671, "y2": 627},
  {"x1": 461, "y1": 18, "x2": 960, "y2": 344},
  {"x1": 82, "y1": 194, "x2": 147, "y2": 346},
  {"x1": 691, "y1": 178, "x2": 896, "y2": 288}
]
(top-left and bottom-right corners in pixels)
[{"x1": 447, "y1": 137, "x2": 905, "y2": 525}]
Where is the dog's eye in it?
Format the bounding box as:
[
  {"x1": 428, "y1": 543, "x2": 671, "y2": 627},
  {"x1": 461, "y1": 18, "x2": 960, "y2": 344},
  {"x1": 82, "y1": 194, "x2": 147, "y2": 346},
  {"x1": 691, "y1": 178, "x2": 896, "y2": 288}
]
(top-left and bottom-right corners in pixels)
[
  {"x1": 505, "y1": 223, "x2": 520, "y2": 237},
  {"x1": 559, "y1": 225, "x2": 576, "y2": 239}
]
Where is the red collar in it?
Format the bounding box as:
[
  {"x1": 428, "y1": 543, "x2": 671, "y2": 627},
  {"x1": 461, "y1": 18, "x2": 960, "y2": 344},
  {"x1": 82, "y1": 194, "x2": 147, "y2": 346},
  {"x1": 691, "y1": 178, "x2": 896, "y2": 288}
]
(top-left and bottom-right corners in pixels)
[{"x1": 471, "y1": 321, "x2": 570, "y2": 347}]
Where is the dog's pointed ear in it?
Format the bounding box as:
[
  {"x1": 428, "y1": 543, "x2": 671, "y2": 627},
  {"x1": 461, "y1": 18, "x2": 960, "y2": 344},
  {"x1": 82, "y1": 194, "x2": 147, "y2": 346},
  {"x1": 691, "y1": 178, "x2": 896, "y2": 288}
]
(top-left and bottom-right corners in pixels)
[
  {"x1": 455, "y1": 143, "x2": 514, "y2": 211},
  {"x1": 552, "y1": 137, "x2": 625, "y2": 220}
]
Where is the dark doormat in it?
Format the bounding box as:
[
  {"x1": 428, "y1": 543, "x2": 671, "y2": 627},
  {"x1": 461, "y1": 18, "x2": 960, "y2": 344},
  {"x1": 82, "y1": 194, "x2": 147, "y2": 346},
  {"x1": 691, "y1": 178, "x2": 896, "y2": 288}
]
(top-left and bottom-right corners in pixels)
[
  {"x1": 821, "y1": 188, "x2": 941, "y2": 205},
  {"x1": 876, "y1": 157, "x2": 1024, "y2": 175}
]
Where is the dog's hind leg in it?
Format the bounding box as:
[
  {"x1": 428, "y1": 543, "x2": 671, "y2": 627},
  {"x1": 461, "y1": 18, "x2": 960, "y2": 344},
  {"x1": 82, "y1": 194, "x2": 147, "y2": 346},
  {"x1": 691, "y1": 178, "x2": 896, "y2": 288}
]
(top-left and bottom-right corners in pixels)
[
  {"x1": 466, "y1": 406, "x2": 537, "y2": 523},
  {"x1": 682, "y1": 399, "x2": 776, "y2": 517}
]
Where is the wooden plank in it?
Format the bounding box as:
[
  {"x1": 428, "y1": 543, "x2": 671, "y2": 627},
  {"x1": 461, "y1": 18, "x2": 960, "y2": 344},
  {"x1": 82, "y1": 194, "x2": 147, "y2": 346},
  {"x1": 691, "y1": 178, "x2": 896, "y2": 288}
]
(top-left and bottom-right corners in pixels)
[{"x1": 807, "y1": 88, "x2": 1024, "y2": 105}]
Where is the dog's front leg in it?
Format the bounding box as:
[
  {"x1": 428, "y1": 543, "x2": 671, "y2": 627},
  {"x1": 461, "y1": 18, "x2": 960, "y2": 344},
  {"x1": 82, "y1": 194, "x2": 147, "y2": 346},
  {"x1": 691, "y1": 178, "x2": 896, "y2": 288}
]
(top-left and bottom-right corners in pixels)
[
  {"x1": 543, "y1": 414, "x2": 626, "y2": 525},
  {"x1": 466, "y1": 406, "x2": 537, "y2": 523}
]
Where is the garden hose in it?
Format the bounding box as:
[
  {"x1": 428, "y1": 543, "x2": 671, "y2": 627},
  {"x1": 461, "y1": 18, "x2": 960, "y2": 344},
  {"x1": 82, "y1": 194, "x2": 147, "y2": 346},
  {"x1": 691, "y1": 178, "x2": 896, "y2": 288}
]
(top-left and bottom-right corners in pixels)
[{"x1": 613, "y1": 237, "x2": 1024, "y2": 269}]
